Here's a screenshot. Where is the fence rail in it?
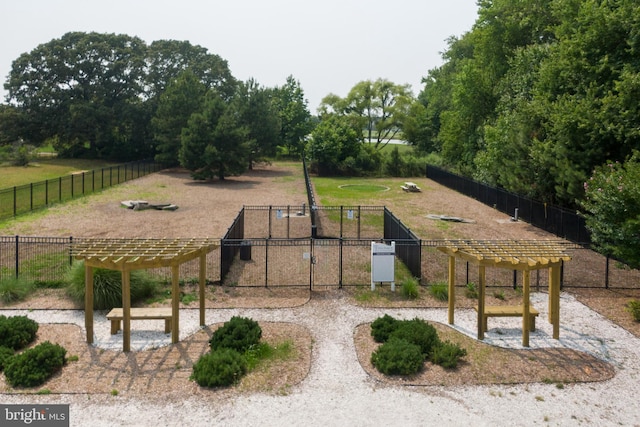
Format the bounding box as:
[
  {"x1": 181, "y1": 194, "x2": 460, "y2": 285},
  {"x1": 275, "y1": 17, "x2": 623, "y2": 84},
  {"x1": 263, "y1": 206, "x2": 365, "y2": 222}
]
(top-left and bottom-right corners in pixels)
[
  {"x1": 426, "y1": 165, "x2": 591, "y2": 244},
  {"x1": 0, "y1": 160, "x2": 162, "y2": 221},
  {"x1": 2, "y1": 235, "x2": 639, "y2": 290}
]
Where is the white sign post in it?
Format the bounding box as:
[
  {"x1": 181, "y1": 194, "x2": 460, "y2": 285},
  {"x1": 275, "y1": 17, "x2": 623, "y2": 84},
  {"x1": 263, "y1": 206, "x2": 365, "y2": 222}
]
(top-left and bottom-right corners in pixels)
[{"x1": 371, "y1": 241, "x2": 395, "y2": 291}]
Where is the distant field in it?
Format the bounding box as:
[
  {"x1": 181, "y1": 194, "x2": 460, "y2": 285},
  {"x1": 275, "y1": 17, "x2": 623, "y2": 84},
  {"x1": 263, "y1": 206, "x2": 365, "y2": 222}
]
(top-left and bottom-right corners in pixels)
[{"x1": 0, "y1": 158, "x2": 116, "y2": 188}]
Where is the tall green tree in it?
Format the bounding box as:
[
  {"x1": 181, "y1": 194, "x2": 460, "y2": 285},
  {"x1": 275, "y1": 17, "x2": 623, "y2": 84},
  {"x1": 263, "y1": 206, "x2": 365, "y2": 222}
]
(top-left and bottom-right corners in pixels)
[
  {"x1": 273, "y1": 76, "x2": 313, "y2": 157},
  {"x1": 179, "y1": 91, "x2": 250, "y2": 180},
  {"x1": 307, "y1": 115, "x2": 362, "y2": 176},
  {"x1": 319, "y1": 79, "x2": 413, "y2": 149},
  {"x1": 152, "y1": 70, "x2": 207, "y2": 166}
]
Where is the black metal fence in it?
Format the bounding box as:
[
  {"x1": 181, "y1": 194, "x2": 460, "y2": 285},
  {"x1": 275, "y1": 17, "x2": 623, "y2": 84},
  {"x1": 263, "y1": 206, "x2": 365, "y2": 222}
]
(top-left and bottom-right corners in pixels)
[
  {"x1": 0, "y1": 160, "x2": 162, "y2": 221},
  {"x1": 426, "y1": 165, "x2": 591, "y2": 244},
  {"x1": 3, "y1": 235, "x2": 640, "y2": 290}
]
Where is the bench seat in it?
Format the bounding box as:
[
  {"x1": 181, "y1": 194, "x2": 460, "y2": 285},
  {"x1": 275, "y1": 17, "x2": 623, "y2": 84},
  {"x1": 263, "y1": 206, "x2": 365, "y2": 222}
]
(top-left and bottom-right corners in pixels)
[
  {"x1": 106, "y1": 307, "x2": 172, "y2": 335},
  {"x1": 474, "y1": 305, "x2": 539, "y2": 332}
]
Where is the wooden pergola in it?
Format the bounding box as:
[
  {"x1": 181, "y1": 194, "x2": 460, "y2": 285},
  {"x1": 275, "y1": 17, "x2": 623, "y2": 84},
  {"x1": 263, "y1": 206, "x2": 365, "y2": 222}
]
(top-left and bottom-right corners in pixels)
[
  {"x1": 72, "y1": 238, "x2": 218, "y2": 352},
  {"x1": 437, "y1": 240, "x2": 572, "y2": 346}
]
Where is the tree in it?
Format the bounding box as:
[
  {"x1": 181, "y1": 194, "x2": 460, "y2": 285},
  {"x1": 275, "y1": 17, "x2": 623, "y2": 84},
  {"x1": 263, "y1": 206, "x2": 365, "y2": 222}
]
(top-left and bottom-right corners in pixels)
[
  {"x1": 152, "y1": 70, "x2": 207, "y2": 166},
  {"x1": 179, "y1": 91, "x2": 250, "y2": 180},
  {"x1": 319, "y1": 79, "x2": 413, "y2": 149},
  {"x1": 307, "y1": 115, "x2": 362, "y2": 176},
  {"x1": 5, "y1": 32, "x2": 149, "y2": 159},
  {"x1": 582, "y1": 152, "x2": 640, "y2": 268},
  {"x1": 273, "y1": 76, "x2": 313, "y2": 157},
  {"x1": 234, "y1": 79, "x2": 280, "y2": 168}
]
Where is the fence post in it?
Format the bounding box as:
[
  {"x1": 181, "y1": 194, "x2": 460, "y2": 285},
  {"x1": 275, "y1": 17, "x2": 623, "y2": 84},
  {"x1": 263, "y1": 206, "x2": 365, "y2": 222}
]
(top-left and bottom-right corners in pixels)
[
  {"x1": 13, "y1": 186, "x2": 16, "y2": 217},
  {"x1": 14, "y1": 235, "x2": 19, "y2": 279},
  {"x1": 69, "y1": 236, "x2": 74, "y2": 267}
]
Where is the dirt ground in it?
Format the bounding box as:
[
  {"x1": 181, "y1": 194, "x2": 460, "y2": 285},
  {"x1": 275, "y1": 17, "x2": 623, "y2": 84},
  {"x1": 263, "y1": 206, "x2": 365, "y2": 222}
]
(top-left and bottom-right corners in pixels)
[{"x1": 1, "y1": 162, "x2": 637, "y2": 396}]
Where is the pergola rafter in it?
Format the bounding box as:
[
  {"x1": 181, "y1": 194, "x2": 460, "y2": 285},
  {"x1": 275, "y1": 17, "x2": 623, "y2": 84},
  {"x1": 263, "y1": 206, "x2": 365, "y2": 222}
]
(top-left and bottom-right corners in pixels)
[
  {"x1": 437, "y1": 239, "x2": 572, "y2": 346},
  {"x1": 73, "y1": 238, "x2": 218, "y2": 352}
]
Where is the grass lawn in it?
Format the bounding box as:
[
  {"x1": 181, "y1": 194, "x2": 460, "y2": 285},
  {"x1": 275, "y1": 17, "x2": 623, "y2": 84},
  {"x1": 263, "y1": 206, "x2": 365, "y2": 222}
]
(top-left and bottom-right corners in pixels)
[{"x1": 0, "y1": 158, "x2": 116, "y2": 189}]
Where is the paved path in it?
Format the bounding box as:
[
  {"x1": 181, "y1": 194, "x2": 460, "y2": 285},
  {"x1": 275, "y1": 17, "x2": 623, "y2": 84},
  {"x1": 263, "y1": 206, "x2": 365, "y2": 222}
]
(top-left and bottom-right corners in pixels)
[{"x1": 3, "y1": 291, "x2": 640, "y2": 426}]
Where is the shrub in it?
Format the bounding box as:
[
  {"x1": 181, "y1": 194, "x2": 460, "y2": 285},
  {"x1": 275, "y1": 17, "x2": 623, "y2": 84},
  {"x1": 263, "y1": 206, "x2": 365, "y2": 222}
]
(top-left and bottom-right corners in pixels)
[
  {"x1": 4, "y1": 341, "x2": 66, "y2": 387},
  {"x1": 371, "y1": 337, "x2": 424, "y2": 376},
  {"x1": 465, "y1": 282, "x2": 478, "y2": 299},
  {"x1": 209, "y1": 316, "x2": 262, "y2": 353},
  {"x1": 626, "y1": 300, "x2": 640, "y2": 322},
  {"x1": 66, "y1": 261, "x2": 160, "y2": 310},
  {"x1": 191, "y1": 348, "x2": 248, "y2": 388},
  {"x1": 390, "y1": 318, "x2": 441, "y2": 357},
  {"x1": 430, "y1": 340, "x2": 467, "y2": 369},
  {"x1": 370, "y1": 314, "x2": 400, "y2": 343},
  {"x1": 0, "y1": 277, "x2": 35, "y2": 304},
  {"x1": 0, "y1": 346, "x2": 14, "y2": 371},
  {"x1": 0, "y1": 315, "x2": 39, "y2": 350},
  {"x1": 429, "y1": 282, "x2": 448, "y2": 301},
  {"x1": 401, "y1": 277, "x2": 419, "y2": 300}
]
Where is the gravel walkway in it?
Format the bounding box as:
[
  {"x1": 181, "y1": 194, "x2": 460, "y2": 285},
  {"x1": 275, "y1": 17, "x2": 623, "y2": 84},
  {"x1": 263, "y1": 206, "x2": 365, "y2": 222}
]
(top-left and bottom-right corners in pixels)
[{"x1": 3, "y1": 290, "x2": 640, "y2": 426}]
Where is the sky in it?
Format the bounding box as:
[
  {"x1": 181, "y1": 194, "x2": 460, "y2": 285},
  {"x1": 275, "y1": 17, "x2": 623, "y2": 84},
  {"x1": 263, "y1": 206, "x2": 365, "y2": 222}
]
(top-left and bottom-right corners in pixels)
[{"x1": 0, "y1": 0, "x2": 479, "y2": 112}]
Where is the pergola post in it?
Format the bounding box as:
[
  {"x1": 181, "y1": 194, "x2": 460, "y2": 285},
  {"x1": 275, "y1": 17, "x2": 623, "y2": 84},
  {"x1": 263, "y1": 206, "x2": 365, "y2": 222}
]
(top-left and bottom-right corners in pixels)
[
  {"x1": 199, "y1": 253, "x2": 206, "y2": 327},
  {"x1": 84, "y1": 265, "x2": 94, "y2": 344},
  {"x1": 122, "y1": 267, "x2": 131, "y2": 352},
  {"x1": 447, "y1": 256, "x2": 456, "y2": 325},
  {"x1": 171, "y1": 264, "x2": 180, "y2": 344},
  {"x1": 550, "y1": 264, "x2": 561, "y2": 339},
  {"x1": 522, "y1": 270, "x2": 531, "y2": 347},
  {"x1": 477, "y1": 265, "x2": 486, "y2": 340}
]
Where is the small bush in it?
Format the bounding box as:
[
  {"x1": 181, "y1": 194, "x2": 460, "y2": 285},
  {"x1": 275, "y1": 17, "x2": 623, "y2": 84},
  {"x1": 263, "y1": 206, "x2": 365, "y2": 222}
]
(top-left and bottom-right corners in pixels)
[
  {"x1": 0, "y1": 315, "x2": 39, "y2": 350},
  {"x1": 429, "y1": 282, "x2": 448, "y2": 301},
  {"x1": 401, "y1": 277, "x2": 420, "y2": 300},
  {"x1": 0, "y1": 277, "x2": 35, "y2": 304},
  {"x1": 626, "y1": 300, "x2": 640, "y2": 322},
  {"x1": 390, "y1": 318, "x2": 441, "y2": 357},
  {"x1": 370, "y1": 314, "x2": 400, "y2": 343},
  {"x1": 209, "y1": 316, "x2": 262, "y2": 353},
  {"x1": 465, "y1": 282, "x2": 478, "y2": 299},
  {"x1": 430, "y1": 340, "x2": 467, "y2": 369},
  {"x1": 191, "y1": 348, "x2": 248, "y2": 388},
  {"x1": 4, "y1": 341, "x2": 66, "y2": 387},
  {"x1": 0, "y1": 346, "x2": 14, "y2": 371},
  {"x1": 371, "y1": 337, "x2": 424, "y2": 376},
  {"x1": 67, "y1": 261, "x2": 160, "y2": 310}
]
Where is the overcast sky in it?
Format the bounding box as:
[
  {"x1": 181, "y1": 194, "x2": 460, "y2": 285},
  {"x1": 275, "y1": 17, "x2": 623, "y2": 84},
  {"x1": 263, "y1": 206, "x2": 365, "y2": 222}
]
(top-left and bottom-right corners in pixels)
[{"x1": 0, "y1": 0, "x2": 478, "y2": 112}]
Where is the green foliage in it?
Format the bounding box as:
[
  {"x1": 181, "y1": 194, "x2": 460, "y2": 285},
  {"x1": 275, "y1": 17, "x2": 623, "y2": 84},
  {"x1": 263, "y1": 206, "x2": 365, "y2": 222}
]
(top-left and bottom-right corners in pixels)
[
  {"x1": 4, "y1": 341, "x2": 67, "y2": 387},
  {"x1": 401, "y1": 277, "x2": 420, "y2": 300},
  {"x1": 626, "y1": 300, "x2": 640, "y2": 322},
  {"x1": 307, "y1": 115, "x2": 363, "y2": 176},
  {"x1": 66, "y1": 261, "x2": 160, "y2": 310},
  {"x1": 390, "y1": 318, "x2": 441, "y2": 357},
  {"x1": 209, "y1": 316, "x2": 262, "y2": 353},
  {"x1": 370, "y1": 314, "x2": 400, "y2": 343},
  {"x1": 0, "y1": 315, "x2": 39, "y2": 350},
  {"x1": 371, "y1": 337, "x2": 424, "y2": 376},
  {"x1": 465, "y1": 282, "x2": 478, "y2": 299},
  {"x1": 429, "y1": 282, "x2": 449, "y2": 301},
  {"x1": 190, "y1": 348, "x2": 248, "y2": 388},
  {"x1": 0, "y1": 346, "x2": 15, "y2": 371},
  {"x1": 582, "y1": 152, "x2": 640, "y2": 268},
  {"x1": 244, "y1": 341, "x2": 294, "y2": 371},
  {"x1": 430, "y1": 340, "x2": 467, "y2": 369},
  {"x1": 0, "y1": 276, "x2": 35, "y2": 303},
  {"x1": 10, "y1": 141, "x2": 36, "y2": 166}
]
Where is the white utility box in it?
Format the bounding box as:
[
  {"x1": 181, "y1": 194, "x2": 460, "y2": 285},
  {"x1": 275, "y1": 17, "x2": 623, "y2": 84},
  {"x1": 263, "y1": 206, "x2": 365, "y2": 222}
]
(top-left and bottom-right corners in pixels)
[{"x1": 371, "y1": 241, "x2": 395, "y2": 291}]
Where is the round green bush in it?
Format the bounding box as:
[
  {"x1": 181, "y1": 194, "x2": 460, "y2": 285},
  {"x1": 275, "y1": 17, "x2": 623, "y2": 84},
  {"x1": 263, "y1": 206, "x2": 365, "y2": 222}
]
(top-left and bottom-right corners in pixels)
[
  {"x1": 209, "y1": 316, "x2": 262, "y2": 353},
  {"x1": 371, "y1": 337, "x2": 424, "y2": 376},
  {"x1": 4, "y1": 341, "x2": 67, "y2": 387},
  {"x1": 191, "y1": 348, "x2": 248, "y2": 388},
  {"x1": 0, "y1": 346, "x2": 14, "y2": 371},
  {"x1": 430, "y1": 340, "x2": 467, "y2": 369},
  {"x1": 370, "y1": 314, "x2": 400, "y2": 343},
  {"x1": 0, "y1": 315, "x2": 39, "y2": 350},
  {"x1": 66, "y1": 261, "x2": 160, "y2": 310},
  {"x1": 390, "y1": 318, "x2": 441, "y2": 357}
]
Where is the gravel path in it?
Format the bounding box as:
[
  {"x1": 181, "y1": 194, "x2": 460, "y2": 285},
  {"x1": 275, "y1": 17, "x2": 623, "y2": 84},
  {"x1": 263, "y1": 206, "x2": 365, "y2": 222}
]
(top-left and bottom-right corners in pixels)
[{"x1": 3, "y1": 290, "x2": 640, "y2": 426}]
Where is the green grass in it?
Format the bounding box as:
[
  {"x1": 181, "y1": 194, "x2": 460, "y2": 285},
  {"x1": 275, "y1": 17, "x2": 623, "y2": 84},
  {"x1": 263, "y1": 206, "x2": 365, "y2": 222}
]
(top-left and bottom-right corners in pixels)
[{"x1": 0, "y1": 158, "x2": 116, "y2": 189}]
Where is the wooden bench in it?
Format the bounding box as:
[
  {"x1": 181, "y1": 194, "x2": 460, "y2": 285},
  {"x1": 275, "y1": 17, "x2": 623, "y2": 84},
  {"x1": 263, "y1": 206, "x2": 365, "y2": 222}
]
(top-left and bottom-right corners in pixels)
[
  {"x1": 474, "y1": 305, "x2": 539, "y2": 332},
  {"x1": 106, "y1": 308, "x2": 172, "y2": 335}
]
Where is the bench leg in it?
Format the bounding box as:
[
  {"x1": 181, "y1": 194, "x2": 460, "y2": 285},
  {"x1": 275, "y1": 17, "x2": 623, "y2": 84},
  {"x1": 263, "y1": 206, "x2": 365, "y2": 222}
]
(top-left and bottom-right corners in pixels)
[
  {"x1": 164, "y1": 319, "x2": 172, "y2": 333},
  {"x1": 530, "y1": 315, "x2": 536, "y2": 331},
  {"x1": 111, "y1": 320, "x2": 120, "y2": 335}
]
